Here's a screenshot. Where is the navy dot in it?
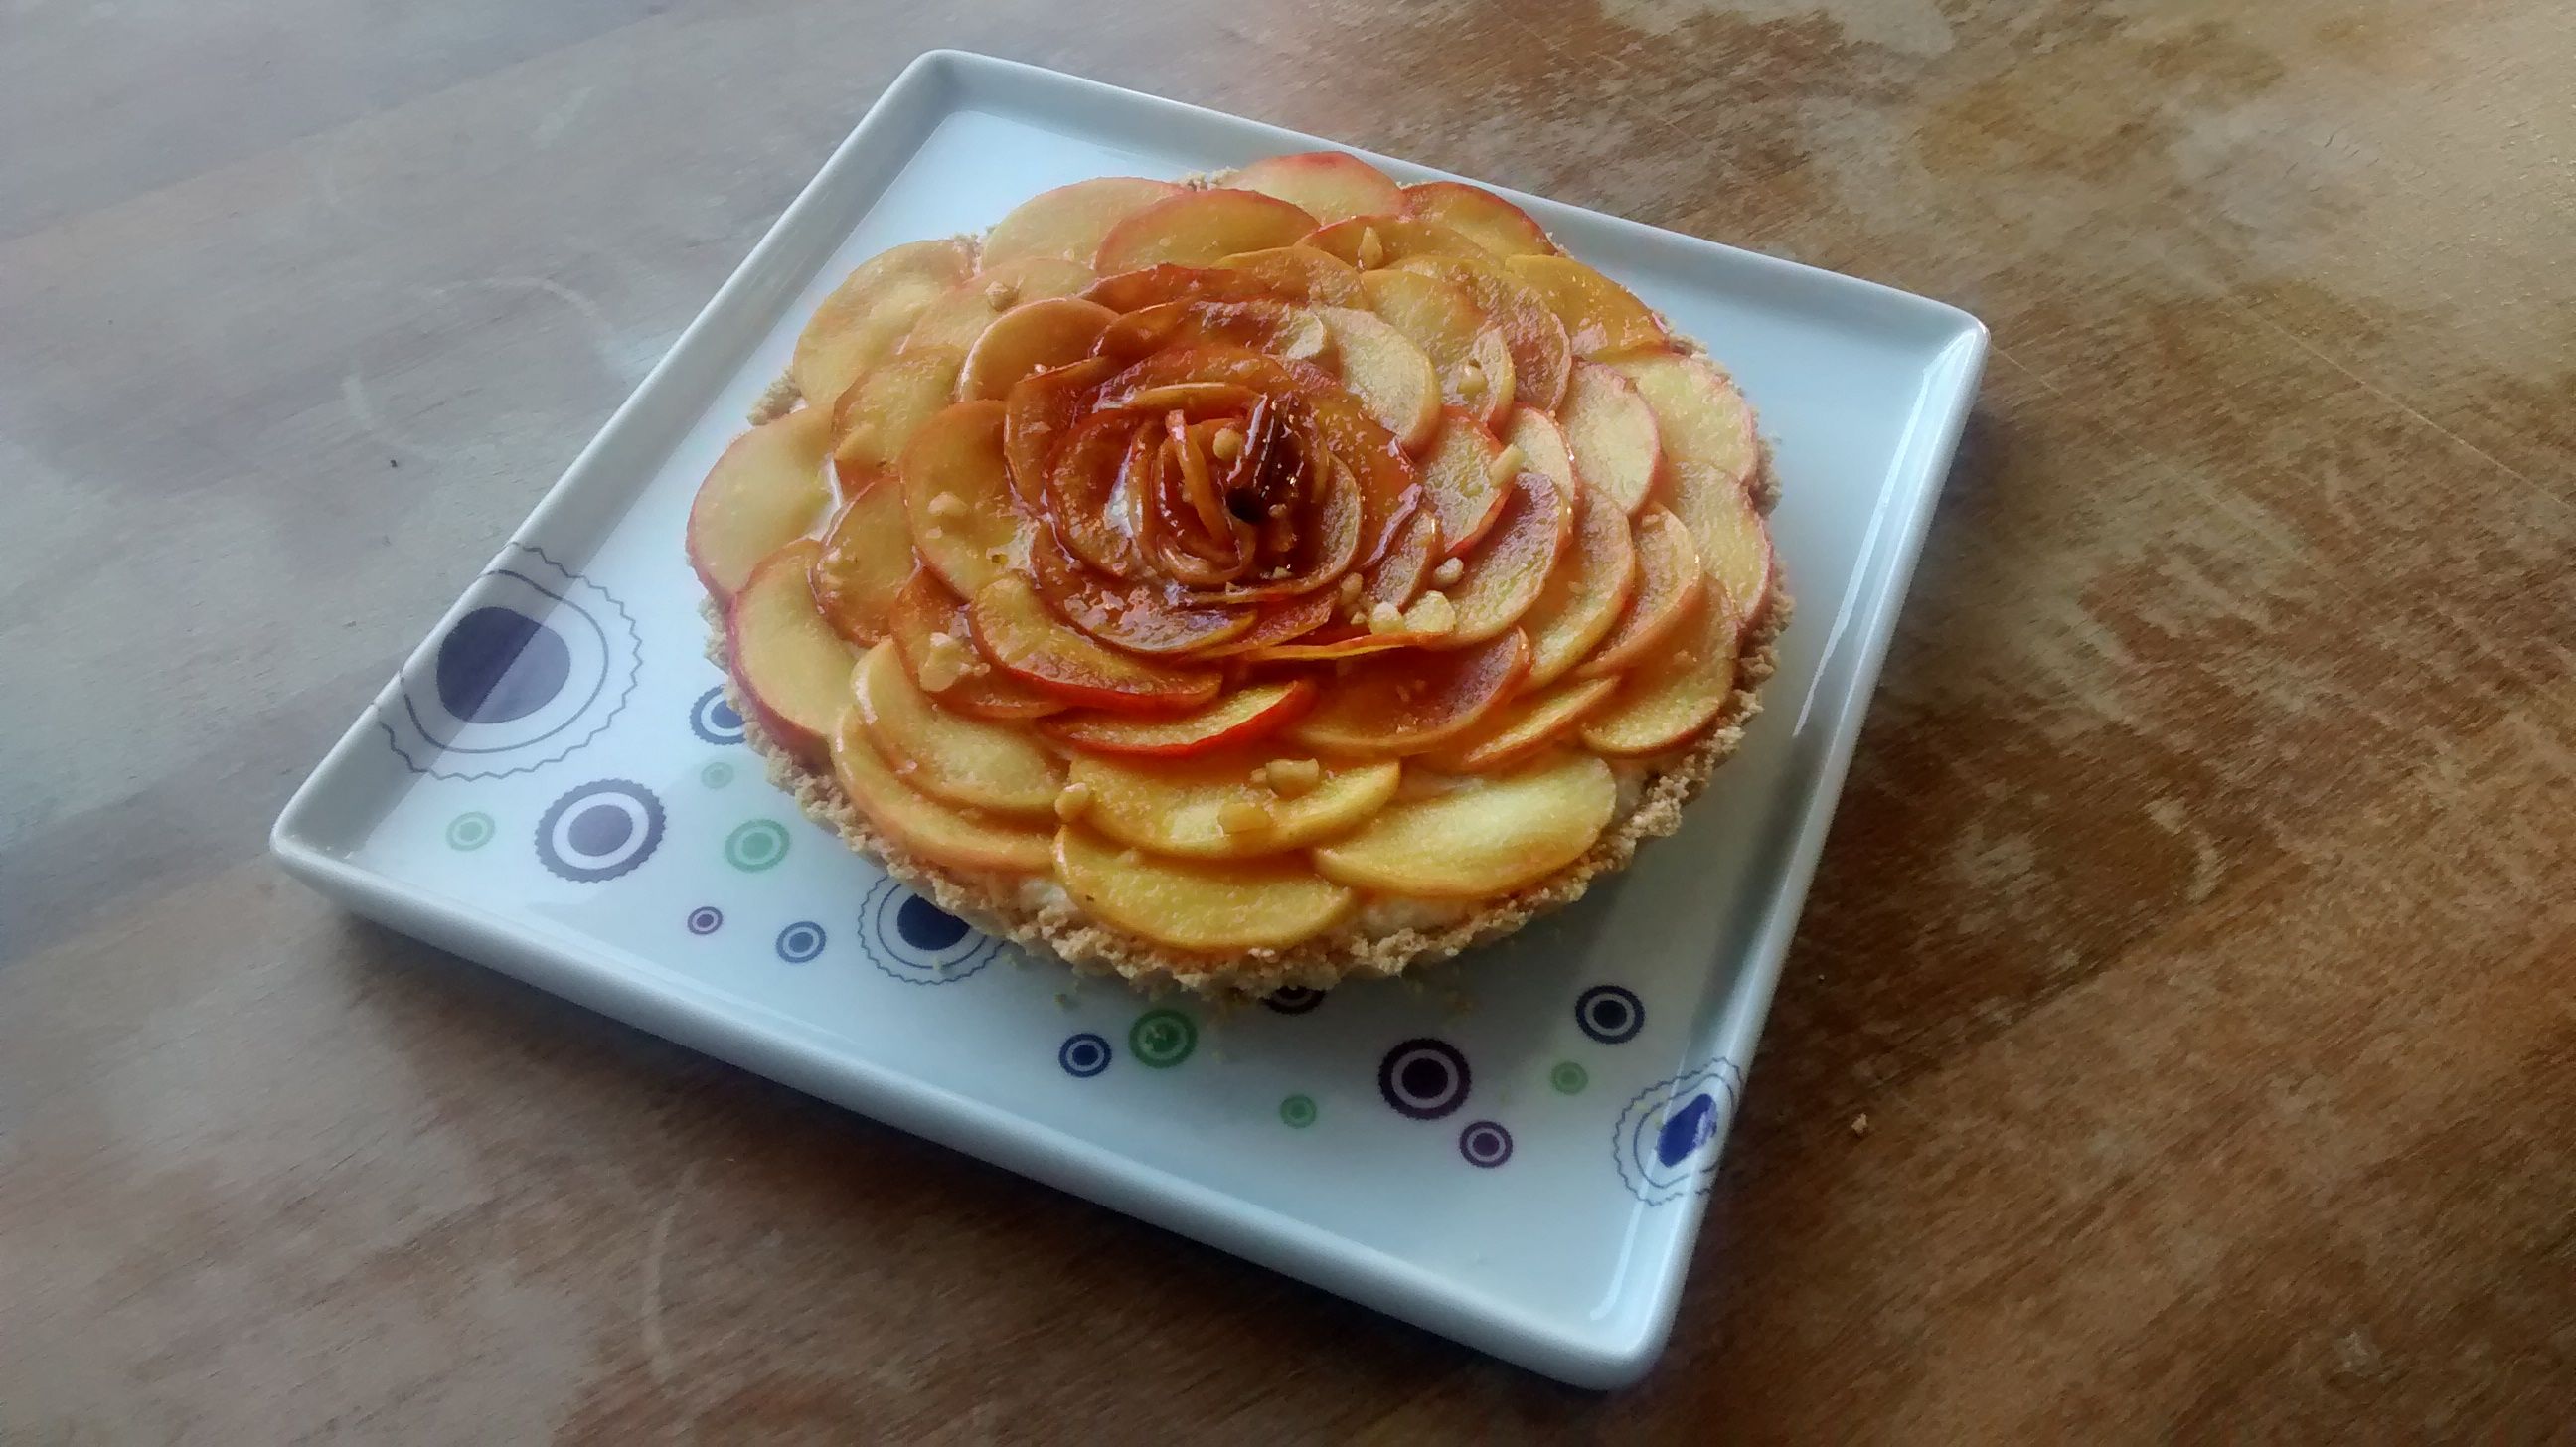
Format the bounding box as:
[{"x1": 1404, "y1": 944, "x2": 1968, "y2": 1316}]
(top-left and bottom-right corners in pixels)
[
  {"x1": 686, "y1": 906, "x2": 723, "y2": 935},
  {"x1": 1402, "y1": 1057, "x2": 1448, "y2": 1098},
  {"x1": 775, "y1": 921, "x2": 827, "y2": 964},
  {"x1": 436, "y1": 607, "x2": 570, "y2": 724},
  {"x1": 1459, "y1": 1121, "x2": 1514, "y2": 1168},
  {"x1": 1263, "y1": 987, "x2": 1325, "y2": 1016},
  {"x1": 566, "y1": 802, "x2": 632, "y2": 857},
  {"x1": 895, "y1": 895, "x2": 968, "y2": 951},
  {"x1": 1058, "y1": 1033, "x2": 1111, "y2": 1078},
  {"x1": 1574, "y1": 985, "x2": 1645, "y2": 1045},
  {"x1": 710, "y1": 698, "x2": 741, "y2": 728},
  {"x1": 1656, "y1": 1092, "x2": 1718, "y2": 1167}
]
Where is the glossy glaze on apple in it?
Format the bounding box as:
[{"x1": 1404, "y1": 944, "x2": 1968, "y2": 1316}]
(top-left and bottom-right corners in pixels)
[{"x1": 691, "y1": 152, "x2": 1782, "y2": 970}]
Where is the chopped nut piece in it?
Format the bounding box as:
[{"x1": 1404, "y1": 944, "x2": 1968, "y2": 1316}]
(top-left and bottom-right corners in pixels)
[
  {"x1": 1850, "y1": 1113, "x2": 1871, "y2": 1139},
  {"x1": 984, "y1": 279, "x2": 1018, "y2": 308},
  {"x1": 1211, "y1": 426, "x2": 1244, "y2": 460},
  {"x1": 1458, "y1": 361, "x2": 1486, "y2": 397},
  {"x1": 1488, "y1": 443, "x2": 1527, "y2": 486},
  {"x1": 1430, "y1": 557, "x2": 1465, "y2": 587},
  {"x1": 1053, "y1": 781, "x2": 1095, "y2": 822},
  {"x1": 1405, "y1": 590, "x2": 1456, "y2": 635},
  {"x1": 1368, "y1": 601, "x2": 1404, "y2": 634},
  {"x1": 915, "y1": 631, "x2": 975, "y2": 693},
  {"x1": 926, "y1": 490, "x2": 966, "y2": 520},
  {"x1": 1217, "y1": 799, "x2": 1274, "y2": 835},
  {"x1": 1263, "y1": 758, "x2": 1322, "y2": 798},
  {"x1": 1356, "y1": 226, "x2": 1385, "y2": 270},
  {"x1": 1337, "y1": 573, "x2": 1365, "y2": 603}
]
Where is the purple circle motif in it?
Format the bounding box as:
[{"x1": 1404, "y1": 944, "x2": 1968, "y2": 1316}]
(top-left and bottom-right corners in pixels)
[
  {"x1": 686, "y1": 906, "x2": 723, "y2": 935},
  {"x1": 1377, "y1": 1039, "x2": 1471, "y2": 1120},
  {"x1": 1458, "y1": 1121, "x2": 1514, "y2": 1168},
  {"x1": 775, "y1": 920, "x2": 826, "y2": 964},
  {"x1": 689, "y1": 685, "x2": 745, "y2": 745},
  {"x1": 1263, "y1": 987, "x2": 1325, "y2": 1016},
  {"x1": 1058, "y1": 1033, "x2": 1111, "y2": 1078},
  {"x1": 436, "y1": 607, "x2": 572, "y2": 724},
  {"x1": 1574, "y1": 984, "x2": 1645, "y2": 1045},
  {"x1": 535, "y1": 780, "x2": 664, "y2": 883}
]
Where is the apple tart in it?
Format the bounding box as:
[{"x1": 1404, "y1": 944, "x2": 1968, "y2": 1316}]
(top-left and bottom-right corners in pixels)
[{"x1": 689, "y1": 151, "x2": 1786, "y2": 994}]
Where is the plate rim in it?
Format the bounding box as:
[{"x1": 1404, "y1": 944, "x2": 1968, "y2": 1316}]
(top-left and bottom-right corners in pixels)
[{"x1": 272, "y1": 48, "x2": 1986, "y2": 1388}]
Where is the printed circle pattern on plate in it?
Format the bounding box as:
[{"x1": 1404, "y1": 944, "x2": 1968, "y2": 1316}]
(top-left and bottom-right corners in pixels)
[
  {"x1": 1613, "y1": 1056, "x2": 1746, "y2": 1206},
  {"x1": 445, "y1": 811, "x2": 496, "y2": 851},
  {"x1": 1574, "y1": 984, "x2": 1645, "y2": 1045},
  {"x1": 535, "y1": 780, "x2": 664, "y2": 883},
  {"x1": 1128, "y1": 1009, "x2": 1197, "y2": 1069},
  {"x1": 1279, "y1": 1095, "x2": 1318, "y2": 1128},
  {"x1": 685, "y1": 905, "x2": 724, "y2": 935},
  {"x1": 774, "y1": 920, "x2": 827, "y2": 963},
  {"x1": 1458, "y1": 1121, "x2": 1514, "y2": 1168},
  {"x1": 1262, "y1": 987, "x2": 1325, "y2": 1016},
  {"x1": 724, "y1": 819, "x2": 790, "y2": 872},
  {"x1": 1378, "y1": 1039, "x2": 1471, "y2": 1121},
  {"x1": 1550, "y1": 1061, "x2": 1589, "y2": 1095},
  {"x1": 689, "y1": 685, "x2": 746, "y2": 745},
  {"x1": 1058, "y1": 1033, "x2": 1111, "y2": 1078},
  {"x1": 382, "y1": 546, "x2": 640, "y2": 779},
  {"x1": 860, "y1": 877, "x2": 1000, "y2": 984}
]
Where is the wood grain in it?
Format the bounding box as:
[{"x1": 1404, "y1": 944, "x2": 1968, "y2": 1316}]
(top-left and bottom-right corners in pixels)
[{"x1": 3, "y1": 0, "x2": 2571, "y2": 1439}]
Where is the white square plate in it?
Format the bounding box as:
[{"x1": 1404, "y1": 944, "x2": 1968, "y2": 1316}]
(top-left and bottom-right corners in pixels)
[{"x1": 272, "y1": 51, "x2": 1984, "y2": 1387}]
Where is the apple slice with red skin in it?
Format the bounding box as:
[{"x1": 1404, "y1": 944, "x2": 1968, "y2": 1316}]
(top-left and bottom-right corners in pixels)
[
  {"x1": 1303, "y1": 216, "x2": 1491, "y2": 269},
  {"x1": 1283, "y1": 628, "x2": 1531, "y2": 757},
  {"x1": 1082, "y1": 264, "x2": 1285, "y2": 314},
  {"x1": 792, "y1": 239, "x2": 977, "y2": 408},
  {"x1": 1397, "y1": 254, "x2": 1572, "y2": 413},
  {"x1": 1399, "y1": 182, "x2": 1554, "y2": 257},
  {"x1": 1522, "y1": 469, "x2": 1640, "y2": 687},
  {"x1": 1002, "y1": 355, "x2": 1116, "y2": 511},
  {"x1": 1200, "y1": 592, "x2": 1336, "y2": 657},
  {"x1": 1044, "y1": 409, "x2": 1154, "y2": 580},
  {"x1": 689, "y1": 404, "x2": 832, "y2": 605},
  {"x1": 1028, "y1": 534, "x2": 1255, "y2": 655},
  {"x1": 1424, "y1": 675, "x2": 1623, "y2": 773},
  {"x1": 1414, "y1": 407, "x2": 1511, "y2": 559},
  {"x1": 831, "y1": 345, "x2": 966, "y2": 486},
  {"x1": 1233, "y1": 151, "x2": 1407, "y2": 224},
  {"x1": 901, "y1": 400, "x2": 1033, "y2": 600},
  {"x1": 726, "y1": 539, "x2": 860, "y2": 766},
  {"x1": 809, "y1": 474, "x2": 913, "y2": 647},
  {"x1": 1579, "y1": 588, "x2": 1743, "y2": 757},
  {"x1": 1311, "y1": 750, "x2": 1614, "y2": 897},
  {"x1": 1577, "y1": 507, "x2": 1703, "y2": 679},
  {"x1": 969, "y1": 575, "x2": 1223, "y2": 713},
  {"x1": 959, "y1": 298, "x2": 1118, "y2": 402},
  {"x1": 1561, "y1": 360, "x2": 1665, "y2": 514},
  {"x1": 830, "y1": 714, "x2": 1055, "y2": 875},
  {"x1": 1669, "y1": 461, "x2": 1778, "y2": 627},
  {"x1": 1093, "y1": 298, "x2": 1331, "y2": 367},
  {"x1": 1433, "y1": 473, "x2": 1572, "y2": 647},
  {"x1": 1094, "y1": 189, "x2": 1319, "y2": 272},
  {"x1": 1504, "y1": 254, "x2": 1669, "y2": 359},
  {"x1": 984, "y1": 177, "x2": 1180, "y2": 267},
  {"x1": 1300, "y1": 388, "x2": 1420, "y2": 562},
  {"x1": 1361, "y1": 268, "x2": 1514, "y2": 430},
  {"x1": 1314, "y1": 305, "x2": 1441, "y2": 452},
  {"x1": 1359, "y1": 510, "x2": 1441, "y2": 612},
  {"x1": 1041, "y1": 678, "x2": 1316, "y2": 757},
  {"x1": 1094, "y1": 343, "x2": 1336, "y2": 408},
  {"x1": 853, "y1": 641, "x2": 1064, "y2": 819},
  {"x1": 887, "y1": 570, "x2": 1063, "y2": 720},
  {"x1": 1608, "y1": 349, "x2": 1760, "y2": 492},
  {"x1": 1212, "y1": 245, "x2": 1368, "y2": 307},
  {"x1": 1244, "y1": 631, "x2": 1417, "y2": 663},
  {"x1": 1501, "y1": 406, "x2": 1577, "y2": 503},
  {"x1": 1053, "y1": 827, "x2": 1355, "y2": 952}
]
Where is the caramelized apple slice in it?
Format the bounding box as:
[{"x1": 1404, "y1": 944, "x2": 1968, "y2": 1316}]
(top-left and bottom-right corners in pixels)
[
  {"x1": 889, "y1": 571, "x2": 1063, "y2": 720},
  {"x1": 1312, "y1": 751, "x2": 1615, "y2": 896},
  {"x1": 959, "y1": 298, "x2": 1118, "y2": 401},
  {"x1": 1435, "y1": 473, "x2": 1572, "y2": 647},
  {"x1": 1504, "y1": 254, "x2": 1668, "y2": 359},
  {"x1": 1577, "y1": 507, "x2": 1702, "y2": 678},
  {"x1": 1522, "y1": 473, "x2": 1640, "y2": 687},
  {"x1": 900, "y1": 400, "x2": 1031, "y2": 599},
  {"x1": 1246, "y1": 631, "x2": 1417, "y2": 663},
  {"x1": 1501, "y1": 406, "x2": 1577, "y2": 503},
  {"x1": 979, "y1": 255, "x2": 1097, "y2": 302},
  {"x1": 1233, "y1": 151, "x2": 1406, "y2": 223},
  {"x1": 1415, "y1": 408, "x2": 1511, "y2": 559},
  {"x1": 1425, "y1": 676, "x2": 1622, "y2": 773},
  {"x1": 831, "y1": 346, "x2": 966, "y2": 484},
  {"x1": 1608, "y1": 349, "x2": 1760, "y2": 490},
  {"x1": 1360, "y1": 510, "x2": 1441, "y2": 612},
  {"x1": 809, "y1": 476, "x2": 913, "y2": 646},
  {"x1": 1580, "y1": 587, "x2": 1745, "y2": 756},
  {"x1": 853, "y1": 641, "x2": 1063, "y2": 819},
  {"x1": 1303, "y1": 216, "x2": 1491, "y2": 269},
  {"x1": 984, "y1": 177, "x2": 1181, "y2": 267},
  {"x1": 1053, "y1": 827, "x2": 1356, "y2": 952},
  {"x1": 1201, "y1": 593, "x2": 1336, "y2": 656},
  {"x1": 1094, "y1": 343, "x2": 1336, "y2": 407},
  {"x1": 1561, "y1": 360, "x2": 1665, "y2": 514},
  {"x1": 1397, "y1": 254, "x2": 1572, "y2": 412},
  {"x1": 1284, "y1": 629, "x2": 1530, "y2": 756},
  {"x1": 1095, "y1": 189, "x2": 1319, "y2": 272},
  {"x1": 1029, "y1": 536, "x2": 1254, "y2": 654},
  {"x1": 969, "y1": 576, "x2": 1222, "y2": 713},
  {"x1": 831, "y1": 714, "x2": 1054, "y2": 874},
  {"x1": 1399, "y1": 181, "x2": 1554, "y2": 257},
  {"x1": 1044, "y1": 410, "x2": 1153, "y2": 579},
  {"x1": 1301, "y1": 389, "x2": 1420, "y2": 560},
  {"x1": 1002, "y1": 355, "x2": 1115, "y2": 510},
  {"x1": 1043, "y1": 679, "x2": 1315, "y2": 757},
  {"x1": 1082, "y1": 263, "x2": 1284, "y2": 314},
  {"x1": 1093, "y1": 298, "x2": 1331, "y2": 366},
  {"x1": 1069, "y1": 750, "x2": 1400, "y2": 859},
  {"x1": 901, "y1": 277, "x2": 1013, "y2": 356},
  {"x1": 1361, "y1": 269, "x2": 1514, "y2": 429},
  {"x1": 1314, "y1": 306, "x2": 1441, "y2": 452},
  {"x1": 792, "y1": 239, "x2": 977, "y2": 408},
  {"x1": 688, "y1": 404, "x2": 832, "y2": 604},
  {"x1": 1670, "y1": 461, "x2": 1777, "y2": 626},
  {"x1": 726, "y1": 540, "x2": 859, "y2": 765},
  {"x1": 1212, "y1": 245, "x2": 1368, "y2": 307}
]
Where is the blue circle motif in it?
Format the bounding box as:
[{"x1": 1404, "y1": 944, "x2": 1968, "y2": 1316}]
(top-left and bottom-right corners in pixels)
[
  {"x1": 1059, "y1": 1033, "x2": 1111, "y2": 1078},
  {"x1": 775, "y1": 921, "x2": 827, "y2": 964},
  {"x1": 1574, "y1": 985, "x2": 1645, "y2": 1045},
  {"x1": 689, "y1": 685, "x2": 745, "y2": 745},
  {"x1": 860, "y1": 877, "x2": 999, "y2": 985},
  {"x1": 436, "y1": 607, "x2": 572, "y2": 724}
]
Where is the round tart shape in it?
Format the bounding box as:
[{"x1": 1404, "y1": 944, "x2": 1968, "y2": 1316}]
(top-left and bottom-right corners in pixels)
[{"x1": 692, "y1": 153, "x2": 1789, "y2": 995}]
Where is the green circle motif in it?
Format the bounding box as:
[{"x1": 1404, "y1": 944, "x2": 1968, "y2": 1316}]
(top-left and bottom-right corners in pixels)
[
  {"x1": 446, "y1": 811, "x2": 495, "y2": 851},
  {"x1": 1279, "y1": 1094, "x2": 1318, "y2": 1128},
  {"x1": 1550, "y1": 1060, "x2": 1589, "y2": 1095},
  {"x1": 1127, "y1": 1008, "x2": 1198, "y2": 1068},
  {"x1": 724, "y1": 819, "x2": 790, "y2": 872},
  {"x1": 701, "y1": 760, "x2": 734, "y2": 789}
]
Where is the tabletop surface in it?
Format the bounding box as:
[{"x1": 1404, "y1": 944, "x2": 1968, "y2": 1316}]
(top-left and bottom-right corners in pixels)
[{"x1": 4, "y1": 1, "x2": 2570, "y2": 1440}]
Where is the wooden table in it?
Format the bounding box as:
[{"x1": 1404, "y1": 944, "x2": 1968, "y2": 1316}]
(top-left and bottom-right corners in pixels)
[{"x1": 5, "y1": 1, "x2": 2570, "y2": 1438}]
